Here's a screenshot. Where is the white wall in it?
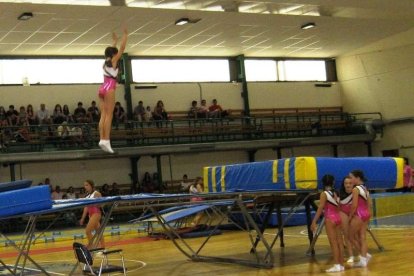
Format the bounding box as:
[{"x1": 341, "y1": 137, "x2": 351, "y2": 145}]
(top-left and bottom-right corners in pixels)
[
  {"x1": 337, "y1": 27, "x2": 414, "y2": 158},
  {"x1": 248, "y1": 82, "x2": 342, "y2": 109}
]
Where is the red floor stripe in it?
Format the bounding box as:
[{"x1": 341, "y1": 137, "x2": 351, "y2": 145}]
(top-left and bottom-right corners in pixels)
[{"x1": 0, "y1": 236, "x2": 155, "y2": 259}]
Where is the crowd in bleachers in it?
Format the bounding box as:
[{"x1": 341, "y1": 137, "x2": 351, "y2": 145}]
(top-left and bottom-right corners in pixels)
[{"x1": 0, "y1": 98, "x2": 233, "y2": 148}]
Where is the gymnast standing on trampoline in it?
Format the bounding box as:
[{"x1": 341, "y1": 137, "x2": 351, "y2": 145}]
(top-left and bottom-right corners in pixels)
[
  {"x1": 80, "y1": 180, "x2": 105, "y2": 249},
  {"x1": 311, "y1": 174, "x2": 344, "y2": 272},
  {"x1": 348, "y1": 170, "x2": 372, "y2": 267},
  {"x1": 98, "y1": 27, "x2": 128, "y2": 153}
]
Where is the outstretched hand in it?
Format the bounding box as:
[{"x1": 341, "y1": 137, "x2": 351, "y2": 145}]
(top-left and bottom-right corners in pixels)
[{"x1": 112, "y1": 32, "x2": 118, "y2": 42}]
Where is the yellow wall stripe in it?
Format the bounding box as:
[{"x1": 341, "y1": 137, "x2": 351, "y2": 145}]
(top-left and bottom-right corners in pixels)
[
  {"x1": 211, "y1": 167, "x2": 217, "y2": 192},
  {"x1": 295, "y1": 157, "x2": 317, "y2": 189},
  {"x1": 394, "y1": 157, "x2": 404, "y2": 189},
  {"x1": 221, "y1": 166, "x2": 226, "y2": 191},
  {"x1": 272, "y1": 160, "x2": 278, "y2": 183},
  {"x1": 284, "y1": 158, "x2": 290, "y2": 189},
  {"x1": 203, "y1": 167, "x2": 209, "y2": 191}
]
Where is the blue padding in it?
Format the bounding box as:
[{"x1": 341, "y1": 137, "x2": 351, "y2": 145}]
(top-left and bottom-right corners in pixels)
[
  {"x1": 180, "y1": 229, "x2": 222, "y2": 238},
  {"x1": 0, "y1": 179, "x2": 32, "y2": 193},
  {"x1": 207, "y1": 157, "x2": 400, "y2": 191},
  {"x1": 223, "y1": 161, "x2": 281, "y2": 191},
  {"x1": 0, "y1": 185, "x2": 52, "y2": 217},
  {"x1": 315, "y1": 157, "x2": 397, "y2": 189},
  {"x1": 142, "y1": 205, "x2": 211, "y2": 223}
]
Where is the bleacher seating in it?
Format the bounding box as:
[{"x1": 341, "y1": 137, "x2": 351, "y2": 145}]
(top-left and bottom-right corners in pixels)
[{"x1": 0, "y1": 106, "x2": 371, "y2": 153}]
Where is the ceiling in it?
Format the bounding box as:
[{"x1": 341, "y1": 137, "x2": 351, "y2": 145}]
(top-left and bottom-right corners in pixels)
[{"x1": 0, "y1": 0, "x2": 413, "y2": 58}]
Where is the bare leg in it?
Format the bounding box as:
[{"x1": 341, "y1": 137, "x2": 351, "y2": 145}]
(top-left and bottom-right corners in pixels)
[
  {"x1": 85, "y1": 214, "x2": 104, "y2": 249},
  {"x1": 340, "y1": 212, "x2": 354, "y2": 259},
  {"x1": 325, "y1": 220, "x2": 343, "y2": 266},
  {"x1": 349, "y1": 216, "x2": 363, "y2": 254},
  {"x1": 359, "y1": 220, "x2": 369, "y2": 257},
  {"x1": 99, "y1": 97, "x2": 105, "y2": 140},
  {"x1": 98, "y1": 90, "x2": 115, "y2": 152},
  {"x1": 103, "y1": 90, "x2": 115, "y2": 140}
]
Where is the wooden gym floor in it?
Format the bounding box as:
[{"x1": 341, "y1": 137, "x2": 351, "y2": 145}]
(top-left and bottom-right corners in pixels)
[{"x1": 1, "y1": 213, "x2": 413, "y2": 276}]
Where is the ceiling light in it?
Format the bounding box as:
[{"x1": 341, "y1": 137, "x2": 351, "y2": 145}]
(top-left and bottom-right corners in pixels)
[
  {"x1": 18, "y1": 12, "x2": 33, "y2": 21},
  {"x1": 301, "y1": 22, "x2": 316, "y2": 30},
  {"x1": 175, "y1": 18, "x2": 190, "y2": 26}
]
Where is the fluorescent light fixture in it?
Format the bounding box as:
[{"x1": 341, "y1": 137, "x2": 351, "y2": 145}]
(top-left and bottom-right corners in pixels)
[
  {"x1": 18, "y1": 12, "x2": 33, "y2": 21},
  {"x1": 175, "y1": 18, "x2": 190, "y2": 26},
  {"x1": 301, "y1": 22, "x2": 316, "y2": 30}
]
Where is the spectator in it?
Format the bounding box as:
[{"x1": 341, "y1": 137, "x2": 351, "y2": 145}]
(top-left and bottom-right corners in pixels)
[
  {"x1": 87, "y1": 100, "x2": 100, "y2": 123},
  {"x1": 198, "y1": 99, "x2": 209, "y2": 118},
  {"x1": 57, "y1": 121, "x2": 70, "y2": 139},
  {"x1": 37, "y1": 103, "x2": 51, "y2": 125},
  {"x1": 152, "y1": 172, "x2": 161, "y2": 192},
  {"x1": 26, "y1": 104, "x2": 37, "y2": 125},
  {"x1": 100, "y1": 183, "x2": 110, "y2": 197},
  {"x1": 18, "y1": 106, "x2": 28, "y2": 126},
  {"x1": 65, "y1": 186, "x2": 77, "y2": 199},
  {"x1": 113, "y1": 101, "x2": 127, "y2": 127},
  {"x1": 145, "y1": 106, "x2": 153, "y2": 122},
  {"x1": 189, "y1": 177, "x2": 205, "y2": 226},
  {"x1": 109, "y1": 182, "x2": 120, "y2": 196},
  {"x1": 180, "y1": 174, "x2": 191, "y2": 192},
  {"x1": 403, "y1": 157, "x2": 412, "y2": 192},
  {"x1": 188, "y1": 100, "x2": 198, "y2": 119},
  {"x1": 0, "y1": 106, "x2": 9, "y2": 126},
  {"x1": 51, "y1": 185, "x2": 64, "y2": 200},
  {"x1": 74, "y1": 102, "x2": 88, "y2": 123},
  {"x1": 57, "y1": 121, "x2": 83, "y2": 145},
  {"x1": 208, "y1": 99, "x2": 230, "y2": 118},
  {"x1": 13, "y1": 118, "x2": 30, "y2": 142},
  {"x1": 141, "y1": 172, "x2": 154, "y2": 193},
  {"x1": 153, "y1": 100, "x2": 168, "y2": 126},
  {"x1": 63, "y1": 104, "x2": 74, "y2": 123},
  {"x1": 52, "y1": 104, "x2": 66, "y2": 124},
  {"x1": 6, "y1": 105, "x2": 19, "y2": 126},
  {"x1": 134, "y1": 101, "x2": 147, "y2": 122}
]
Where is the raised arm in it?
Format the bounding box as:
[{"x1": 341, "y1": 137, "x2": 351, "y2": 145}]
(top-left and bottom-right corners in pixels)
[
  {"x1": 112, "y1": 27, "x2": 128, "y2": 67},
  {"x1": 112, "y1": 32, "x2": 118, "y2": 47}
]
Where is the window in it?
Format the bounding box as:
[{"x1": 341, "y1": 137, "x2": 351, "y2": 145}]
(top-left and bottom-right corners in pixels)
[
  {"x1": 278, "y1": 60, "x2": 327, "y2": 81},
  {"x1": 245, "y1": 59, "x2": 277, "y2": 81},
  {"x1": 0, "y1": 59, "x2": 103, "y2": 85},
  {"x1": 131, "y1": 59, "x2": 230, "y2": 83}
]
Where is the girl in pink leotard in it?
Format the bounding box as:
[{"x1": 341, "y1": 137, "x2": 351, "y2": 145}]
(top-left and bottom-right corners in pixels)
[
  {"x1": 80, "y1": 180, "x2": 104, "y2": 249},
  {"x1": 311, "y1": 174, "x2": 344, "y2": 272},
  {"x1": 348, "y1": 170, "x2": 371, "y2": 267},
  {"x1": 97, "y1": 27, "x2": 128, "y2": 154},
  {"x1": 339, "y1": 177, "x2": 356, "y2": 263}
]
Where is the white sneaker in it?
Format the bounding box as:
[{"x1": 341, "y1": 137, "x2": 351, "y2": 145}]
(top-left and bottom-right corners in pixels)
[
  {"x1": 340, "y1": 265, "x2": 345, "y2": 271},
  {"x1": 353, "y1": 257, "x2": 367, "y2": 268},
  {"x1": 326, "y1": 264, "x2": 342, "y2": 273},
  {"x1": 98, "y1": 140, "x2": 105, "y2": 151},
  {"x1": 366, "y1": 253, "x2": 372, "y2": 263},
  {"x1": 103, "y1": 140, "x2": 114, "y2": 154},
  {"x1": 346, "y1": 256, "x2": 355, "y2": 263},
  {"x1": 99, "y1": 140, "x2": 114, "y2": 154}
]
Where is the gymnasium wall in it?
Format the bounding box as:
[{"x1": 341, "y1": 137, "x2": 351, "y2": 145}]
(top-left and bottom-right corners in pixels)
[
  {"x1": 337, "y1": 27, "x2": 414, "y2": 159},
  {"x1": 0, "y1": 81, "x2": 342, "y2": 187}
]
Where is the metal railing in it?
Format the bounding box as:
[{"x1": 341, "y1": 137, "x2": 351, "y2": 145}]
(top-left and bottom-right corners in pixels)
[{"x1": 0, "y1": 112, "x2": 375, "y2": 154}]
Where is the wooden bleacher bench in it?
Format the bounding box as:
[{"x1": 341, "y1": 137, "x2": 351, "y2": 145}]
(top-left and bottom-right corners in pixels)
[
  {"x1": 163, "y1": 178, "x2": 196, "y2": 193},
  {"x1": 250, "y1": 106, "x2": 343, "y2": 118},
  {"x1": 168, "y1": 111, "x2": 189, "y2": 120}
]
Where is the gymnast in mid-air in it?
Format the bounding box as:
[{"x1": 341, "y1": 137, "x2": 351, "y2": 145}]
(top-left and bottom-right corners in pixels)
[{"x1": 98, "y1": 27, "x2": 128, "y2": 153}]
